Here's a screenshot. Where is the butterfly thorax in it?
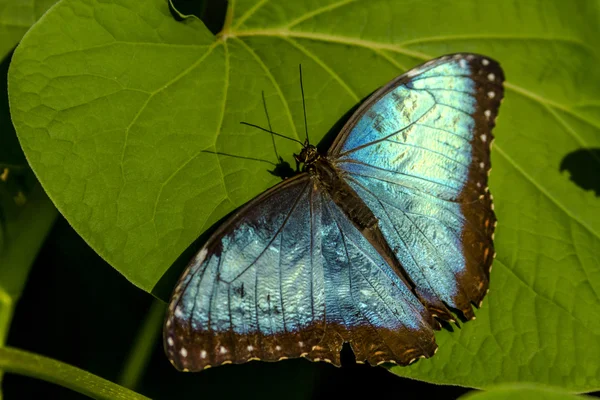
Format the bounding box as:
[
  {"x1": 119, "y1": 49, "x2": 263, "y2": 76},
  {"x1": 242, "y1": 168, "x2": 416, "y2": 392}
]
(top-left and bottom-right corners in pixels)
[{"x1": 301, "y1": 149, "x2": 378, "y2": 232}]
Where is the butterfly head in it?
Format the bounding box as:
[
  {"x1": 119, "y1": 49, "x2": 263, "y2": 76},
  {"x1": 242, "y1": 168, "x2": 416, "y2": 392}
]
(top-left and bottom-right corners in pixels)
[{"x1": 295, "y1": 144, "x2": 320, "y2": 170}]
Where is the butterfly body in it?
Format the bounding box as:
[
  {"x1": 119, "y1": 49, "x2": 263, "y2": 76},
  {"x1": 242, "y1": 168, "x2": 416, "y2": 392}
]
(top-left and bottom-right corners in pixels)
[
  {"x1": 301, "y1": 150, "x2": 377, "y2": 231},
  {"x1": 165, "y1": 53, "x2": 504, "y2": 371}
]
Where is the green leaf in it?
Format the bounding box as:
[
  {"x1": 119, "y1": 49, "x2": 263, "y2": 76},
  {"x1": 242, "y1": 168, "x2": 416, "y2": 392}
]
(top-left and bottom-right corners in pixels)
[
  {"x1": 459, "y1": 384, "x2": 597, "y2": 400},
  {"x1": 8, "y1": 0, "x2": 600, "y2": 391},
  {"x1": 0, "y1": 0, "x2": 57, "y2": 59}
]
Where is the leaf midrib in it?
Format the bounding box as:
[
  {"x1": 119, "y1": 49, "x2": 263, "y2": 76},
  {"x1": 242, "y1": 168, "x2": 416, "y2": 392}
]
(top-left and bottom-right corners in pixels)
[
  {"x1": 214, "y1": 27, "x2": 600, "y2": 243},
  {"x1": 228, "y1": 29, "x2": 599, "y2": 128}
]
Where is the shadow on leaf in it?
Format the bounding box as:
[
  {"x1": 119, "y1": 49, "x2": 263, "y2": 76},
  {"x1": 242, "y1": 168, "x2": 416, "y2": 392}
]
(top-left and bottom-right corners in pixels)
[
  {"x1": 560, "y1": 148, "x2": 600, "y2": 196},
  {"x1": 168, "y1": 0, "x2": 228, "y2": 35}
]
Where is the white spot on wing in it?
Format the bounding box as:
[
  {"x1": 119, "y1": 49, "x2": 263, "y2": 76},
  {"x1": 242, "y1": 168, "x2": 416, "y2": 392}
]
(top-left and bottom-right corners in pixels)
[
  {"x1": 482, "y1": 58, "x2": 490, "y2": 66},
  {"x1": 275, "y1": 345, "x2": 282, "y2": 351},
  {"x1": 481, "y1": 134, "x2": 487, "y2": 142},
  {"x1": 220, "y1": 346, "x2": 228, "y2": 354},
  {"x1": 174, "y1": 307, "x2": 184, "y2": 318},
  {"x1": 247, "y1": 345, "x2": 254, "y2": 352},
  {"x1": 479, "y1": 162, "x2": 485, "y2": 169},
  {"x1": 459, "y1": 59, "x2": 468, "y2": 69},
  {"x1": 195, "y1": 248, "x2": 208, "y2": 264},
  {"x1": 200, "y1": 350, "x2": 207, "y2": 359},
  {"x1": 484, "y1": 110, "x2": 492, "y2": 119},
  {"x1": 167, "y1": 337, "x2": 174, "y2": 346},
  {"x1": 487, "y1": 91, "x2": 495, "y2": 99},
  {"x1": 180, "y1": 347, "x2": 188, "y2": 358},
  {"x1": 488, "y1": 73, "x2": 495, "y2": 81},
  {"x1": 298, "y1": 341, "x2": 304, "y2": 348}
]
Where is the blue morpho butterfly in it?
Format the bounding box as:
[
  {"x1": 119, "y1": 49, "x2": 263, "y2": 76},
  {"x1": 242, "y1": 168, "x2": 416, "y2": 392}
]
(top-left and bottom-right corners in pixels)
[{"x1": 164, "y1": 53, "x2": 504, "y2": 371}]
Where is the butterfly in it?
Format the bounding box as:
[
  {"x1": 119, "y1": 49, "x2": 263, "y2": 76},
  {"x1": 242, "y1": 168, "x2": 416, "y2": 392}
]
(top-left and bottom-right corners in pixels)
[{"x1": 164, "y1": 53, "x2": 504, "y2": 371}]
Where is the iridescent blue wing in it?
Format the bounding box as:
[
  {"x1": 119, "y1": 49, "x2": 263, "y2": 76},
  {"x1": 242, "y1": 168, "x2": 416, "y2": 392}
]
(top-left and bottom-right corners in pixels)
[
  {"x1": 164, "y1": 174, "x2": 437, "y2": 371},
  {"x1": 330, "y1": 53, "x2": 503, "y2": 320}
]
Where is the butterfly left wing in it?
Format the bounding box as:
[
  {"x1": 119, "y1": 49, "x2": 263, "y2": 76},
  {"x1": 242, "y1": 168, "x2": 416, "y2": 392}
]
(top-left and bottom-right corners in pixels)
[
  {"x1": 165, "y1": 173, "x2": 437, "y2": 371},
  {"x1": 329, "y1": 53, "x2": 503, "y2": 320},
  {"x1": 164, "y1": 174, "x2": 325, "y2": 371}
]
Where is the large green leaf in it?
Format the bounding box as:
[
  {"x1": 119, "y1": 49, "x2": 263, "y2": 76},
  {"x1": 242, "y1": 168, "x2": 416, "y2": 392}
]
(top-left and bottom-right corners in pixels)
[
  {"x1": 8, "y1": 0, "x2": 600, "y2": 391},
  {"x1": 459, "y1": 384, "x2": 596, "y2": 400}
]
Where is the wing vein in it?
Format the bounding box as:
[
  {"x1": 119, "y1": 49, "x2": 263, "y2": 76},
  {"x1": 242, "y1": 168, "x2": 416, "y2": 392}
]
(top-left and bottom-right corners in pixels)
[
  {"x1": 334, "y1": 216, "x2": 400, "y2": 359},
  {"x1": 383, "y1": 137, "x2": 471, "y2": 169},
  {"x1": 414, "y1": 122, "x2": 471, "y2": 144},
  {"x1": 338, "y1": 100, "x2": 437, "y2": 157},
  {"x1": 309, "y1": 186, "x2": 315, "y2": 322},
  {"x1": 340, "y1": 159, "x2": 461, "y2": 192},
  {"x1": 411, "y1": 87, "x2": 476, "y2": 119},
  {"x1": 408, "y1": 73, "x2": 503, "y2": 88},
  {"x1": 278, "y1": 225, "x2": 287, "y2": 334},
  {"x1": 228, "y1": 180, "x2": 312, "y2": 282}
]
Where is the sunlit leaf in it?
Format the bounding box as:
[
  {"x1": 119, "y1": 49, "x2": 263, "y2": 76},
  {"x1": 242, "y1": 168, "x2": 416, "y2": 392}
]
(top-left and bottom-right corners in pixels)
[{"x1": 459, "y1": 384, "x2": 596, "y2": 400}]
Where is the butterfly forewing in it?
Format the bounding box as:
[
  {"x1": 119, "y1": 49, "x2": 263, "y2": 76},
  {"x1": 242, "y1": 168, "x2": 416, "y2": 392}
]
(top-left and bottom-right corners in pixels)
[{"x1": 330, "y1": 53, "x2": 503, "y2": 320}]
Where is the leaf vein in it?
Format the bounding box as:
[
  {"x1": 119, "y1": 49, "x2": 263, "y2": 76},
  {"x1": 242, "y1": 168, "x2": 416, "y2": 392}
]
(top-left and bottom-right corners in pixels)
[
  {"x1": 234, "y1": 37, "x2": 301, "y2": 142},
  {"x1": 283, "y1": 36, "x2": 360, "y2": 102}
]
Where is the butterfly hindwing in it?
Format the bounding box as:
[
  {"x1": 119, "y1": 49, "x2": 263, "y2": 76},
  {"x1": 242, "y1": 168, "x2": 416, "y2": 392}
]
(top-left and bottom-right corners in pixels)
[
  {"x1": 330, "y1": 53, "x2": 503, "y2": 320},
  {"x1": 165, "y1": 173, "x2": 437, "y2": 370}
]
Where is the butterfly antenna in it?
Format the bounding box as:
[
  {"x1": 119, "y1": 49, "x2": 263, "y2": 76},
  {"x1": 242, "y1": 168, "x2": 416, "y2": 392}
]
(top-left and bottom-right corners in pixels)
[
  {"x1": 200, "y1": 149, "x2": 277, "y2": 166},
  {"x1": 240, "y1": 122, "x2": 304, "y2": 145},
  {"x1": 299, "y1": 64, "x2": 309, "y2": 145},
  {"x1": 262, "y1": 91, "x2": 280, "y2": 161}
]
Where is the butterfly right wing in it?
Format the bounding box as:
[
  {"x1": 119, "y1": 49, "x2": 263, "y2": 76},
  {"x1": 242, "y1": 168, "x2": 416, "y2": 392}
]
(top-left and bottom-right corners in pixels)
[
  {"x1": 329, "y1": 54, "x2": 503, "y2": 320},
  {"x1": 164, "y1": 173, "x2": 437, "y2": 371}
]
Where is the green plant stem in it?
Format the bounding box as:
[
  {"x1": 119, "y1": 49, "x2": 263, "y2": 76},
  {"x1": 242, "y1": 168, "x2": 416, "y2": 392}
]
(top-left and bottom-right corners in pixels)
[
  {"x1": 0, "y1": 347, "x2": 149, "y2": 400},
  {"x1": 0, "y1": 294, "x2": 12, "y2": 350},
  {"x1": 118, "y1": 299, "x2": 166, "y2": 390}
]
